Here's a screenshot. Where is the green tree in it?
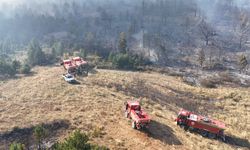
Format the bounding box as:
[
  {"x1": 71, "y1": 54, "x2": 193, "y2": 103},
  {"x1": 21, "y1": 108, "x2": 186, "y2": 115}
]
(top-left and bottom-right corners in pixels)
[
  {"x1": 112, "y1": 53, "x2": 138, "y2": 69},
  {"x1": 119, "y1": 32, "x2": 127, "y2": 53},
  {"x1": 0, "y1": 59, "x2": 16, "y2": 76},
  {"x1": 12, "y1": 60, "x2": 21, "y2": 73},
  {"x1": 108, "y1": 51, "x2": 115, "y2": 62},
  {"x1": 52, "y1": 130, "x2": 89, "y2": 150},
  {"x1": 44, "y1": 47, "x2": 58, "y2": 65},
  {"x1": 51, "y1": 47, "x2": 57, "y2": 61},
  {"x1": 33, "y1": 125, "x2": 47, "y2": 150},
  {"x1": 52, "y1": 42, "x2": 64, "y2": 56},
  {"x1": 52, "y1": 130, "x2": 108, "y2": 150},
  {"x1": 79, "y1": 49, "x2": 87, "y2": 58},
  {"x1": 27, "y1": 39, "x2": 46, "y2": 66},
  {"x1": 9, "y1": 142, "x2": 25, "y2": 150},
  {"x1": 239, "y1": 54, "x2": 248, "y2": 73}
]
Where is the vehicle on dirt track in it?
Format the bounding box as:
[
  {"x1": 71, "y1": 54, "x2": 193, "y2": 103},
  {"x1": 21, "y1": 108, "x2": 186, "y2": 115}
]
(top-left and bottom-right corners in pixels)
[
  {"x1": 61, "y1": 57, "x2": 89, "y2": 76},
  {"x1": 72, "y1": 57, "x2": 89, "y2": 76},
  {"x1": 175, "y1": 109, "x2": 226, "y2": 141},
  {"x1": 72, "y1": 57, "x2": 88, "y2": 67},
  {"x1": 124, "y1": 100, "x2": 150, "y2": 130},
  {"x1": 61, "y1": 59, "x2": 77, "y2": 75},
  {"x1": 62, "y1": 73, "x2": 76, "y2": 83}
]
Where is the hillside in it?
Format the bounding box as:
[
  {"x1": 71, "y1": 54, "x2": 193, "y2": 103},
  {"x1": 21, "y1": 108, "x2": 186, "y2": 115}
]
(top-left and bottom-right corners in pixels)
[{"x1": 0, "y1": 66, "x2": 249, "y2": 150}]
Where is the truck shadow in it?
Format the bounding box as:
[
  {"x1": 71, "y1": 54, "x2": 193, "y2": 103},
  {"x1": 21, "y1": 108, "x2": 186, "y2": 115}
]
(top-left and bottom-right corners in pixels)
[
  {"x1": 226, "y1": 135, "x2": 250, "y2": 148},
  {"x1": 70, "y1": 80, "x2": 81, "y2": 85},
  {"x1": 182, "y1": 127, "x2": 250, "y2": 148},
  {"x1": 145, "y1": 120, "x2": 182, "y2": 145}
]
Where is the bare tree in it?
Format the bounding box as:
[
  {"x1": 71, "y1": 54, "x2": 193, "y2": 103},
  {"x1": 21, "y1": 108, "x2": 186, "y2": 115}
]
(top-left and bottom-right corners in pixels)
[
  {"x1": 199, "y1": 19, "x2": 217, "y2": 46},
  {"x1": 237, "y1": 13, "x2": 250, "y2": 51}
]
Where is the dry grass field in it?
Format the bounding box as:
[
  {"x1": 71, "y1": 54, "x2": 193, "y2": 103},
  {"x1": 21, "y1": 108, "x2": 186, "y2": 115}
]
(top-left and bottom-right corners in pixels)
[{"x1": 0, "y1": 66, "x2": 249, "y2": 150}]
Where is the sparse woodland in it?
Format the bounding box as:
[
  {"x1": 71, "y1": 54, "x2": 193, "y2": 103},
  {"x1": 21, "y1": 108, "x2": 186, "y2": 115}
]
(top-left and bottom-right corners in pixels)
[{"x1": 0, "y1": 0, "x2": 249, "y2": 71}]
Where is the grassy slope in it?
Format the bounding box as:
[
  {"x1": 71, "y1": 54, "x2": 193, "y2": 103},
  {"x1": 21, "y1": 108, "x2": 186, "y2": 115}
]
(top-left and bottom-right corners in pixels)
[{"x1": 0, "y1": 66, "x2": 249, "y2": 150}]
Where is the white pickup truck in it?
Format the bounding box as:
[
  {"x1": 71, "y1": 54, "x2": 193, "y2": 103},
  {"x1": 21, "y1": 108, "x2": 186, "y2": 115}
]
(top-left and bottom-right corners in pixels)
[{"x1": 62, "y1": 74, "x2": 76, "y2": 83}]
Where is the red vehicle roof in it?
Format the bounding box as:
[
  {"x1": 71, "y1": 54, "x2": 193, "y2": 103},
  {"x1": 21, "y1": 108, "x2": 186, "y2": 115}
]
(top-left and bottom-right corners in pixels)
[
  {"x1": 63, "y1": 59, "x2": 76, "y2": 69},
  {"x1": 73, "y1": 57, "x2": 81, "y2": 60},
  {"x1": 72, "y1": 57, "x2": 87, "y2": 66},
  {"x1": 127, "y1": 101, "x2": 140, "y2": 106},
  {"x1": 63, "y1": 59, "x2": 71, "y2": 63},
  {"x1": 128, "y1": 101, "x2": 150, "y2": 123}
]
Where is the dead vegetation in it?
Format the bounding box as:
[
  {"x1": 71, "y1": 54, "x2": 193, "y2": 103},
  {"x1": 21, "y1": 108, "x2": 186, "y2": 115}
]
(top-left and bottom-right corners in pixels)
[{"x1": 0, "y1": 66, "x2": 249, "y2": 149}]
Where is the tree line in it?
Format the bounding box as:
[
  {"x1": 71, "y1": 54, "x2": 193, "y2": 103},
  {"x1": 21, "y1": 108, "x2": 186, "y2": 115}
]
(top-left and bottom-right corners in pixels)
[{"x1": 0, "y1": 0, "x2": 249, "y2": 72}]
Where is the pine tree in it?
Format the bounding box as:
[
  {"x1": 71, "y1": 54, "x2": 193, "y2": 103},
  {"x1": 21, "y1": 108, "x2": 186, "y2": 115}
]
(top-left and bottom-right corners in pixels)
[
  {"x1": 12, "y1": 60, "x2": 21, "y2": 73},
  {"x1": 33, "y1": 125, "x2": 47, "y2": 150},
  {"x1": 27, "y1": 39, "x2": 45, "y2": 66},
  {"x1": 119, "y1": 32, "x2": 127, "y2": 53},
  {"x1": 79, "y1": 49, "x2": 87, "y2": 58},
  {"x1": 108, "y1": 51, "x2": 114, "y2": 62},
  {"x1": 239, "y1": 54, "x2": 248, "y2": 73},
  {"x1": 53, "y1": 42, "x2": 64, "y2": 56},
  {"x1": 198, "y1": 48, "x2": 205, "y2": 68}
]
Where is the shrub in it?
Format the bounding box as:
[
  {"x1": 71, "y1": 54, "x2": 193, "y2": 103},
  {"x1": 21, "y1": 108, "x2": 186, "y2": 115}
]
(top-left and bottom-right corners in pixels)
[
  {"x1": 112, "y1": 53, "x2": 132, "y2": 69},
  {"x1": 182, "y1": 76, "x2": 197, "y2": 86},
  {"x1": 9, "y1": 143, "x2": 25, "y2": 150},
  {"x1": 52, "y1": 130, "x2": 108, "y2": 150},
  {"x1": 0, "y1": 59, "x2": 16, "y2": 76},
  {"x1": 218, "y1": 71, "x2": 233, "y2": 82},
  {"x1": 91, "y1": 126, "x2": 104, "y2": 138},
  {"x1": 12, "y1": 60, "x2": 21, "y2": 73},
  {"x1": 111, "y1": 52, "x2": 151, "y2": 70},
  {"x1": 20, "y1": 64, "x2": 31, "y2": 74},
  {"x1": 200, "y1": 78, "x2": 217, "y2": 88},
  {"x1": 33, "y1": 125, "x2": 47, "y2": 150}
]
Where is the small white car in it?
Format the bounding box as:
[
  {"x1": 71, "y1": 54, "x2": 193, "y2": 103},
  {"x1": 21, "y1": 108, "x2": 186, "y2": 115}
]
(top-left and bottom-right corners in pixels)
[{"x1": 62, "y1": 74, "x2": 76, "y2": 83}]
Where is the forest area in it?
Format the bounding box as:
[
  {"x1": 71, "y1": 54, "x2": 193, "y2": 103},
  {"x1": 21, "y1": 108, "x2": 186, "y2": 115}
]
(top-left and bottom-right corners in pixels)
[{"x1": 0, "y1": 0, "x2": 249, "y2": 75}]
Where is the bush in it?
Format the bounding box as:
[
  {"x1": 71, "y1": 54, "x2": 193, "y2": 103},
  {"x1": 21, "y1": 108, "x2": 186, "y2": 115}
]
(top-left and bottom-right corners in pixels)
[
  {"x1": 12, "y1": 60, "x2": 21, "y2": 73},
  {"x1": 112, "y1": 53, "x2": 132, "y2": 69},
  {"x1": 20, "y1": 64, "x2": 31, "y2": 74},
  {"x1": 0, "y1": 59, "x2": 16, "y2": 76},
  {"x1": 52, "y1": 130, "x2": 108, "y2": 150},
  {"x1": 111, "y1": 52, "x2": 151, "y2": 70},
  {"x1": 33, "y1": 125, "x2": 47, "y2": 149},
  {"x1": 200, "y1": 78, "x2": 217, "y2": 88},
  {"x1": 182, "y1": 76, "x2": 197, "y2": 86},
  {"x1": 9, "y1": 142, "x2": 25, "y2": 150},
  {"x1": 218, "y1": 71, "x2": 233, "y2": 82}
]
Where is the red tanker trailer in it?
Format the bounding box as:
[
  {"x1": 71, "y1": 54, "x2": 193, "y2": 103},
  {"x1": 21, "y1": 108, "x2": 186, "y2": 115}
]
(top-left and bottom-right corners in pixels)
[{"x1": 175, "y1": 109, "x2": 226, "y2": 141}]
